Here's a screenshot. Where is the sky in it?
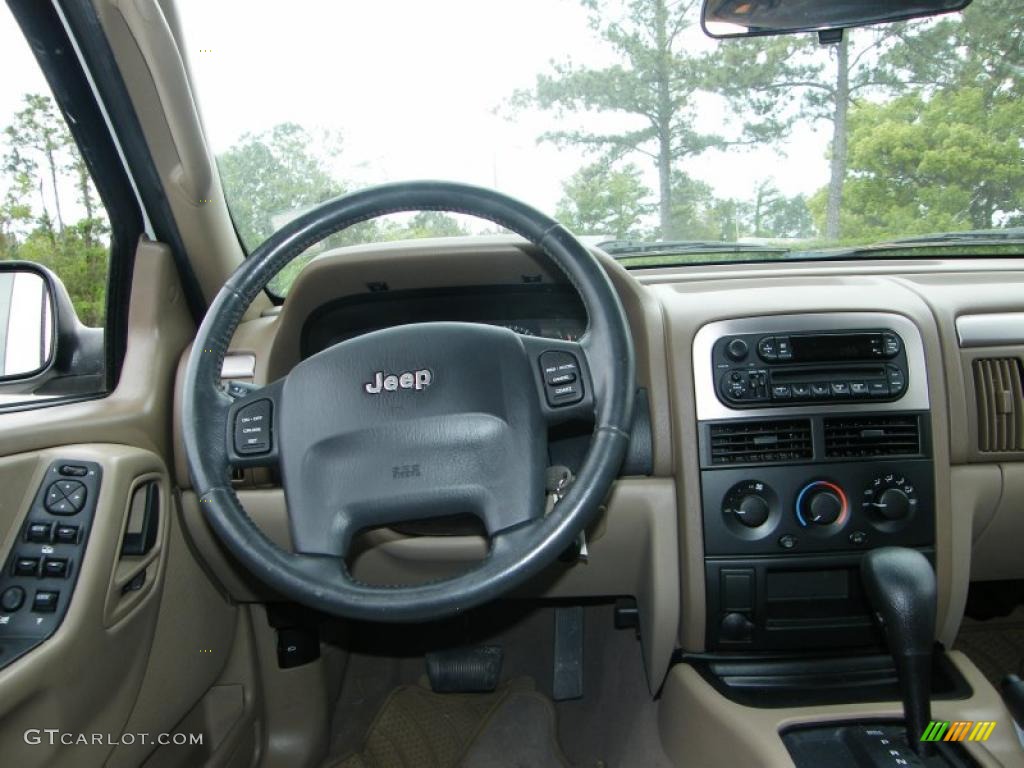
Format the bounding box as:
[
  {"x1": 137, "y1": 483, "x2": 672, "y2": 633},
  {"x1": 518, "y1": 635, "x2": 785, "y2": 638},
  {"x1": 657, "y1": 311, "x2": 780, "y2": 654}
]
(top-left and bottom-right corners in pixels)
[
  {"x1": 0, "y1": 0, "x2": 834, "y2": 232},
  {"x1": 172, "y1": 0, "x2": 834, "y2": 222}
]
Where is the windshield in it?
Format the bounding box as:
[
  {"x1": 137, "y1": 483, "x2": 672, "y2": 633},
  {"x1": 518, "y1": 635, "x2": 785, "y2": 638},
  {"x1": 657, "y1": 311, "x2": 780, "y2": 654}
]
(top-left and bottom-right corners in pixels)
[{"x1": 176, "y1": 0, "x2": 1023, "y2": 292}]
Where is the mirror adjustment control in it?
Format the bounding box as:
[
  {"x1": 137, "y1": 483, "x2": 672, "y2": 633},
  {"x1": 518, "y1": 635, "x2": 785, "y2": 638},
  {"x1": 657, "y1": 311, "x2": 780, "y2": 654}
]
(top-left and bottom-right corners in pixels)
[{"x1": 234, "y1": 399, "x2": 273, "y2": 455}]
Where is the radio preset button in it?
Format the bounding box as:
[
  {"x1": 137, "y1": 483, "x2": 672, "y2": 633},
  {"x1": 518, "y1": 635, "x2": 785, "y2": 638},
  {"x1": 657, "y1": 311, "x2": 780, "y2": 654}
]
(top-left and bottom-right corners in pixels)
[
  {"x1": 887, "y1": 366, "x2": 906, "y2": 394},
  {"x1": 771, "y1": 385, "x2": 792, "y2": 400},
  {"x1": 830, "y1": 382, "x2": 851, "y2": 397},
  {"x1": 868, "y1": 381, "x2": 890, "y2": 397},
  {"x1": 810, "y1": 382, "x2": 831, "y2": 398},
  {"x1": 849, "y1": 381, "x2": 869, "y2": 397},
  {"x1": 791, "y1": 383, "x2": 811, "y2": 399}
]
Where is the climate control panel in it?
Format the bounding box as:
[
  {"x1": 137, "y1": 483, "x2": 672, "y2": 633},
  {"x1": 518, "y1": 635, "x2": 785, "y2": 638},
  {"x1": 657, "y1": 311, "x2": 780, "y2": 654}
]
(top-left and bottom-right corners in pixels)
[{"x1": 703, "y1": 459, "x2": 934, "y2": 557}]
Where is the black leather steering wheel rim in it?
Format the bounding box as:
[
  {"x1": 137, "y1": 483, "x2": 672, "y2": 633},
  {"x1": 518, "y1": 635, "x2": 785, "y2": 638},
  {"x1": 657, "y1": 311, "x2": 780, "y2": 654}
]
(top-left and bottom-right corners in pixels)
[{"x1": 182, "y1": 181, "x2": 635, "y2": 622}]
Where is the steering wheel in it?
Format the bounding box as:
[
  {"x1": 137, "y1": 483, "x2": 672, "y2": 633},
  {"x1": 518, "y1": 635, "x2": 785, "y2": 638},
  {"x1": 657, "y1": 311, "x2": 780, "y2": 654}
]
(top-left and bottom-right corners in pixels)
[{"x1": 182, "y1": 181, "x2": 635, "y2": 622}]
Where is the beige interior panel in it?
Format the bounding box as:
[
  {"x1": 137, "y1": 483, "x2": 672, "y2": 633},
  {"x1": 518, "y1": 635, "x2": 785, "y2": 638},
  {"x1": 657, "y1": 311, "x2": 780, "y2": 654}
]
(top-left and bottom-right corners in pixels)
[
  {"x1": 178, "y1": 479, "x2": 678, "y2": 694},
  {"x1": 658, "y1": 652, "x2": 1024, "y2": 768},
  {"x1": 0, "y1": 445, "x2": 171, "y2": 768},
  {"x1": 106, "y1": 490, "x2": 239, "y2": 768},
  {"x1": 0, "y1": 239, "x2": 193, "y2": 461},
  {"x1": 970, "y1": 463, "x2": 1024, "y2": 582}
]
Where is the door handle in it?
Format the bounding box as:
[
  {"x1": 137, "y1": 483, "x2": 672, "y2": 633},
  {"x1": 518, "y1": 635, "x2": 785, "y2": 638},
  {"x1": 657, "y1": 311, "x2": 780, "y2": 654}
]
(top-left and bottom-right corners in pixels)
[{"x1": 121, "y1": 481, "x2": 159, "y2": 556}]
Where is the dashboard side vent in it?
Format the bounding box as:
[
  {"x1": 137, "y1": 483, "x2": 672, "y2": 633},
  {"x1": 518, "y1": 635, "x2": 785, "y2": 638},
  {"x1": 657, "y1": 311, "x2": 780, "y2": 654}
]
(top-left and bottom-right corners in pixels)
[
  {"x1": 974, "y1": 357, "x2": 1024, "y2": 453},
  {"x1": 709, "y1": 420, "x2": 812, "y2": 465},
  {"x1": 823, "y1": 415, "x2": 921, "y2": 458}
]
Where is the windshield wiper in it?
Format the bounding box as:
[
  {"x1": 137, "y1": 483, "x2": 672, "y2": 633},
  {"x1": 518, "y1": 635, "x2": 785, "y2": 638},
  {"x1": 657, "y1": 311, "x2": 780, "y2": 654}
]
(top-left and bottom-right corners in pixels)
[
  {"x1": 598, "y1": 239, "x2": 790, "y2": 259},
  {"x1": 809, "y1": 228, "x2": 1024, "y2": 259}
]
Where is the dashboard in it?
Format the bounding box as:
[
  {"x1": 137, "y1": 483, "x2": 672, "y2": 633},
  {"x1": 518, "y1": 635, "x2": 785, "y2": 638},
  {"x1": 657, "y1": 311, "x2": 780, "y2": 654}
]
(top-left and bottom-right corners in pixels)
[
  {"x1": 182, "y1": 236, "x2": 1024, "y2": 702},
  {"x1": 300, "y1": 284, "x2": 587, "y2": 358}
]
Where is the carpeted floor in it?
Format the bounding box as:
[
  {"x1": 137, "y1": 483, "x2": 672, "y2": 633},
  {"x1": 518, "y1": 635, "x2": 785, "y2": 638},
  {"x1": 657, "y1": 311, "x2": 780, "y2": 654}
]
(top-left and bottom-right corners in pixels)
[
  {"x1": 954, "y1": 606, "x2": 1024, "y2": 686},
  {"x1": 324, "y1": 602, "x2": 673, "y2": 768},
  {"x1": 329, "y1": 677, "x2": 567, "y2": 768}
]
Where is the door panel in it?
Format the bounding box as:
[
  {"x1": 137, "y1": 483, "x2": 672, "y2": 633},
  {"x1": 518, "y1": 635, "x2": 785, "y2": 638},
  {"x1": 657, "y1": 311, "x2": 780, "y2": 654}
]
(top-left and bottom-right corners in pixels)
[
  {"x1": 0, "y1": 445, "x2": 170, "y2": 766},
  {"x1": 0, "y1": 243, "x2": 243, "y2": 766}
]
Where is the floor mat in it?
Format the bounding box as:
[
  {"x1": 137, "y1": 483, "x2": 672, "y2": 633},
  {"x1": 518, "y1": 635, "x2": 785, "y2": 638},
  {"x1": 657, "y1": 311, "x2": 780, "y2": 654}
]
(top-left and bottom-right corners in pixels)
[
  {"x1": 955, "y1": 609, "x2": 1024, "y2": 686},
  {"x1": 329, "y1": 678, "x2": 569, "y2": 768}
]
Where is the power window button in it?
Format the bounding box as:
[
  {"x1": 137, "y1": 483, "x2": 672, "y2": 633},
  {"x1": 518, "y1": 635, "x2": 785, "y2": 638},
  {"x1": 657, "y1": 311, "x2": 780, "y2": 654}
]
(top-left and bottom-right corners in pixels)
[
  {"x1": 14, "y1": 557, "x2": 40, "y2": 577},
  {"x1": 42, "y1": 558, "x2": 69, "y2": 579},
  {"x1": 27, "y1": 522, "x2": 52, "y2": 543}
]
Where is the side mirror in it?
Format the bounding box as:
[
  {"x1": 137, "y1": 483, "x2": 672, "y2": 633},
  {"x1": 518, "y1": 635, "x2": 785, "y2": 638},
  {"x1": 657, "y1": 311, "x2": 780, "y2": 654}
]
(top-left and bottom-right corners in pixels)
[
  {"x1": 0, "y1": 264, "x2": 55, "y2": 381},
  {"x1": 0, "y1": 261, "x2": 104, "y2": 400}
]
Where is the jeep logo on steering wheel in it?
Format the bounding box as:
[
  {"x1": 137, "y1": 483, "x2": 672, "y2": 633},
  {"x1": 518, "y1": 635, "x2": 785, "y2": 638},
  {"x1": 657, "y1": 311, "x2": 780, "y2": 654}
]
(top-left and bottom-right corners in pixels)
[{"x1": 364, "y1": 369, "x2": 433, "y2": 394}]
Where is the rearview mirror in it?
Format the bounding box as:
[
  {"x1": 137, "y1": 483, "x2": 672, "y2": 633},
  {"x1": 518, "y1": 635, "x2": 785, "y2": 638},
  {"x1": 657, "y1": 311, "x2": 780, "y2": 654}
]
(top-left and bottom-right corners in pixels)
[
  {"x1": 0, "y1": 264, "x2": 55, "y2": 381},
  {"x1": 701, "y1": 0, "x2": 971, "y2": 39}
]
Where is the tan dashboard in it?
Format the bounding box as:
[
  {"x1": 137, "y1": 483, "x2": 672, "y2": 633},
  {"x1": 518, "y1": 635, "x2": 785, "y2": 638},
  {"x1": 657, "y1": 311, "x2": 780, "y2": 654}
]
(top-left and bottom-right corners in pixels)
[{"x1": 171, "y1": 238, "x2": 1024, "y2": 694}]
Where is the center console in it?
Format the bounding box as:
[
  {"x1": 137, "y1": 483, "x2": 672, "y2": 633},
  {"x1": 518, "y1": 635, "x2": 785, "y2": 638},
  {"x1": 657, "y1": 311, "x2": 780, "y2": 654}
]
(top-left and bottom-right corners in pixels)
[{"x1": 693, "y1": 313, "x2": 935, "y2": 653}]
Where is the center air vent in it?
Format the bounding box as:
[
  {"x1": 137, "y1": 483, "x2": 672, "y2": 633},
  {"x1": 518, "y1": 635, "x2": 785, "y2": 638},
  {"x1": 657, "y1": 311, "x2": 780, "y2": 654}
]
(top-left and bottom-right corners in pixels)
[
  {"x1": 823, "y1": 415, "x2": 921, "y2": 458},
  {"x1": 709, "y1": 420, "x2": 812, "y2": 465}
]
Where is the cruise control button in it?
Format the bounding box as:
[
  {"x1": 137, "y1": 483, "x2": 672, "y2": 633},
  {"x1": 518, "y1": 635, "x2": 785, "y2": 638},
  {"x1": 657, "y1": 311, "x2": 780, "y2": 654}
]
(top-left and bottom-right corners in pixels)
[
  {"x1": 32, "y1": 590, "x2": 59, "y2": 613},
  {"x1": 540, "y1": 351, "x2": 584, "y2": 407},
  {"x1": 1, "y1": 587, "x2": 25, "y2": 612},
  {"x1": 27, "y1": 522, "x2": 52, "y2": 543},
  {"x1": 234, "y1": 399, "x2": 273, "y2": 455},
  {"x1": 14, "y1": 557, "x2": 40, "y2": 577}
]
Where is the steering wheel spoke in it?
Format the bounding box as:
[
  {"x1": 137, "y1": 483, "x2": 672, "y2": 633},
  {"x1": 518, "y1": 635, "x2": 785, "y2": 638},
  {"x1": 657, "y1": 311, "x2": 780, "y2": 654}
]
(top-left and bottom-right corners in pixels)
[
  {"x1": 224, "y1": 379, "x2": 285, "y2": 469},
  {"x1": 519, "y1": 335, "x2": 597, "y2": 427}
]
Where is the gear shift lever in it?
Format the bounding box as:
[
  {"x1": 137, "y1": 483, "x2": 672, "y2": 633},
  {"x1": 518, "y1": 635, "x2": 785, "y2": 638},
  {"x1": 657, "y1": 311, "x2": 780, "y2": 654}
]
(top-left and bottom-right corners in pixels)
[{"x1": 861, "y1": 547, "x2": 937, "y2": 757}]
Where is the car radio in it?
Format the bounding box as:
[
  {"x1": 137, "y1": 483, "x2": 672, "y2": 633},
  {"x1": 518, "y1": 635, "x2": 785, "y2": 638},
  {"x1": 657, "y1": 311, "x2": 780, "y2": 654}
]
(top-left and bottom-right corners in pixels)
[{"x1": 712, "y1": 329, "x2": 909, "y2": 407}]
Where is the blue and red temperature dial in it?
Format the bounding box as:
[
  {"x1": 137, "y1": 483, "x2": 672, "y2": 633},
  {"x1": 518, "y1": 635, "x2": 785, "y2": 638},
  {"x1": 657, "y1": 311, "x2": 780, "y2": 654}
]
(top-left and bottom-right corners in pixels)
[{"x1": 795, "y1": 480, "x2": 848, "y2": 527}]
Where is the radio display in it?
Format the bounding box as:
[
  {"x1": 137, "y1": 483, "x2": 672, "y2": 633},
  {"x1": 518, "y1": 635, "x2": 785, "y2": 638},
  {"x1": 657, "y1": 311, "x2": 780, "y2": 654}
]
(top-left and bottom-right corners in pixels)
[{"x1": 790, "y1": 333, "x2": 879, "y2": 362}]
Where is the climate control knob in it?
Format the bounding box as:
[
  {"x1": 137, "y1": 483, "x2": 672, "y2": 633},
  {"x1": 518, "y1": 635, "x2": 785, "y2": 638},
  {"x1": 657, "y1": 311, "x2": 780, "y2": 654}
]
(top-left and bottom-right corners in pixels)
[
  {"x1": 722, "y1": 480, "x2": 777, "y2": 531},
  {"x1": 795, "y1": 480, "x2": 848, "y2": 527},
  {"x1": 735, "y1": 494, "x2": 770, "y2": 528},
  {"x1": 863, "y1": 474, "x2": 917, "y2": 527}
]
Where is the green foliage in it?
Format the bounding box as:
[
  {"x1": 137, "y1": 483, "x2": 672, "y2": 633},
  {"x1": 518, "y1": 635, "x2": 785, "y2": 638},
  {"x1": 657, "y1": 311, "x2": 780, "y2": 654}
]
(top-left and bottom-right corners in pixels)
[
  {"x1": 2, "y1": 93, "x2": 109, "y2": 326},
  {"x1": 812, "y1": 88, "x2": 1024, "y2": 240},
  {"x1": 555, "y1": 162, "x2": 653, "y2": 238},
  {"x1": 217, "y1": 123, "x2": 346, "y2": 248}
]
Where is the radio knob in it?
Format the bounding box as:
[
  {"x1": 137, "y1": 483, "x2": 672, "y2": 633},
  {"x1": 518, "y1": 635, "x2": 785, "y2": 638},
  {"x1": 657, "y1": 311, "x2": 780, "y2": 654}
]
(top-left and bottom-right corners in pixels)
[
  {"x1": 796, "y1": 481, "x2": 848, "y2": 527},
  {"x1": 726, "y1": 338, "x2": 749, "y2": 361},
  {"x1": 875, "y1": 487, "x2": 910, "y2": 521},
  {"x1": 734, "y1": 494, "x2": 770, "y2": 528}
]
